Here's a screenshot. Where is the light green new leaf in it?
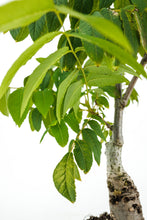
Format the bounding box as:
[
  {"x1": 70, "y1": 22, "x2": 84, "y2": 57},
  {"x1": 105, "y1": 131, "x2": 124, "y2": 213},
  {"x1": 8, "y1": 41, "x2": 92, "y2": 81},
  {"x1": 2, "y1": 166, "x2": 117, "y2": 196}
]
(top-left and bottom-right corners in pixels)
[
  {"x1": 53, "y1": 152, "x2": 76, "y2": 202},
  {"x1": 82, "y1": 128, "x2": 102, "y2": 165},
  {"x1": 8, "y1": 88, "x2": 30, "y2": 127},
  {"x1": 49, "y1": 120, "x2": 69, "y2": 147},
  {"x1": 21, "y1": 47, "x2": 69, "y2": 116},
  {"x1": 63, "y1": 80, "x2": 83, "y2": 117},
  {"x1": 74, "y1": 140, "x2": 93, "y2": 173},
  {"x1": 74, "y1": 163, "x2": 81, "y2": 181},
  {"x1": 33, "y1": 89, "x2": 54, "y2": 118},
  {"x1": 69, "y1": 32, "x2": 146, "y2": 78},
  {"x1": 0, "y1": 0, "x2": 54, "y2": 33},
  {"x1": 56, "y1": 69, "x2": 79, "y2": 122},
  {"x1": 56, "y1": 5, "x2": 132, "y2": 52},
  {"x1": 0, "y1": 88, "x2": 10, "y2": 116},
  {"x1": 0, "y1": 31, "x2": 61, "y2": 100}
]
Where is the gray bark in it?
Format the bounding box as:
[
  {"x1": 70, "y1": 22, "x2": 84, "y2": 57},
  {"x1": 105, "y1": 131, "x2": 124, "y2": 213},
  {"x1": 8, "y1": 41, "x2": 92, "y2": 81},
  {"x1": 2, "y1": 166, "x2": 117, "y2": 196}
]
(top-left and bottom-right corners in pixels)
[{"x1": 105, "y1": 83, "x2": 144, "y2": 220}]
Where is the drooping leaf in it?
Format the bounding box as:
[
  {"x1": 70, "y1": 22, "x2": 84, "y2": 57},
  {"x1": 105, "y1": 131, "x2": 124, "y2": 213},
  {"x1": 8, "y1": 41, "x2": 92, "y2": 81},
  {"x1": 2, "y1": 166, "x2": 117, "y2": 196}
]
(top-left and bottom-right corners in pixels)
[
  {"x1": 40, "y1": 70, "x2": 52, "y2": 90},
  {"x1": 69, "y1": 32, "x2": 146, "y2": 77},
  {"x1": 56, "y1": 69, "x2": 79, "y2": 122},
  {"x1": 82, "y1": 128, "x2": 102, "y2": 165},
  {"x1": 53, "y1": 152, "x2": 76, "y2": 202},
  {"x1": 134, "y1": 11, "x2": 147, "y2": 52},
  {"x1": 33, "y1": 89, "x2": 55, "y2": 118},
  {"x1": 74, "y1": 163, "x2": 81, "y2": 181},
  {"x1": 0, "y1": 88, "x2": 10, "y2": 116},
  {"x1": 74, "y1": 140, "x2": 92, "y2": 173},
  {"x1": 0, "y1": 31, "x2": 61, "y2": 100},
  {"x1": 0, "y1": 0, "x2": 54, "y2": 33},
  {"x1": 10, "y1": 26, "x2": 29, "y2": 42},
  {"x1": 49, "y1": 120, "x2": 69, "y2": 147},
  {"x1": 64, "y1": 110, "x2": 80, "y2": 133},
  {"x1": 88, "y1": 120, "x2": 106, "y2": 141},
  {"x1": 56, "y1": 5, "x2": 132, "y2": 52},
  {"x1": 21, "y1": 47, "x2": 69, "y2": 116},
  {"x1": 31, "y1": 108, "x2": 42, "y2": 131},
  {"x1": 29, "y1": 109, "x2": 35, "y2": 131},
  {"x1": 63, "y1": 80, "x2": 83, "y2": 117},
  {"x1": 8, "y1": 88, "x2": 30, "y2": 127}
]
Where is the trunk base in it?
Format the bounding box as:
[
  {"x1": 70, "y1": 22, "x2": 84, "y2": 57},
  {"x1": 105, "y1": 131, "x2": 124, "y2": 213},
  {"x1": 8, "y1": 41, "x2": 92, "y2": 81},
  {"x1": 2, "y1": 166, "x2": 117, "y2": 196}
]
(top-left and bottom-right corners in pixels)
[{"x1": 107, "y1": 172, "x2": 144, "y2": 220}]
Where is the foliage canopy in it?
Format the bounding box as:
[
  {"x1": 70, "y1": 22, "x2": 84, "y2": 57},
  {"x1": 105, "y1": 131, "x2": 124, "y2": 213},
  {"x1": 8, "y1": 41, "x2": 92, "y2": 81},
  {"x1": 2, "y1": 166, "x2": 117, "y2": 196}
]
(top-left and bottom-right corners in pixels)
[{"x1": 0, "y1": 0, "x2": 147, "y2": 202}]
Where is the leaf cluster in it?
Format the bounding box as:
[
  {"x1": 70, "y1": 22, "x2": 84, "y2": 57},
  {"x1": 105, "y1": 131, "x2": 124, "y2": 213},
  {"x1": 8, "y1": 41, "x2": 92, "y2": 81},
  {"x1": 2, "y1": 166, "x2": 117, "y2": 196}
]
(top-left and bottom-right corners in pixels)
[{"x1": 0, "y1": 0, "x2": 147, "y2": 202}]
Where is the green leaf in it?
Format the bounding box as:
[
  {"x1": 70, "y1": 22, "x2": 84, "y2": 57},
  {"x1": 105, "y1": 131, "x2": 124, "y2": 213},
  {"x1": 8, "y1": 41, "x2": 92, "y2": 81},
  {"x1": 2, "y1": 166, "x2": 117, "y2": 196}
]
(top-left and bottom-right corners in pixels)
[
  {"x1": 69, "y1": 32, "x2": 146, "y2": 77},
  {"x1": 131, "y1": 0, "x2": 147, "y2": 12},
  {"x1": 79, "y1": 13, "x2": 104, "y2": 65},
  {"x1": 74, "y1": 163, "x2": 81, "y2": 181},
  {"x1": 0, "y1": 88, "x2": 10, "y2": 116},
  {"x1": 33, "y1": 89, "x2": 55, "y2": 118},
  {"x1": 134, "y1": 11, "x2": 147, "y2": 52},
  {"x1": 64, "y1": 110, "x2": 80, "y2": 133},
  {"x1": 31, "y1": 108, "x2": 42, "y2": 131},
  {"x1": 95, "y1": 96, "x2": 109, "y2": 108},
  {"x1": 49, "y1": 120, "x2": 69, "y2": 147},
  {"x1": 0, "y1": 31, "x2": 61, "y2": 100},
  {"x1": 120, "y1": 9, "x2": 139, "y2": 55},
  {"x1": 56, "y1": 5, "x2": 132, "y2": 52},
  {"x1": 74, "y1": 140, "x2": 92, "y2": 173},
  {"x1": 99, "y1": 0, "x2": 115, "y2": 9},
  {"x1": 56, "y1": 69, "x2": 79, "y2": 122},
  {"x1": 29, "y1": 109, "x2": 35, "y2": 131},
  {"x1": 10, "y1": 26, "x2": 29, "y2": 42},
  {"x1": 85, "y1": 66, "x2": 126, "y2": 87},
  {"x1": 43, "y1": 107, "x2": 57, "y2": 128},
  {"x1": 63, "y1": 80, "x2": 83, "y2": 117},
  {"x1": 8, "y1": 88, "x2": 30, "y2": 127},
  {"x1": 82, "y1": 128, "x2": 102, "y2": 165},
  {"x1": 0, "y1": 0, "x2": 54, "y2": 33},
  {"x1": 88, "y1": 120, "x2": 106, "y2": 141},
  {"x1": 53, "y1": 152, "x2": 76, "y2": 202},
  {"x1": 21, "y1": 47, "x2": 69, "y2": 116},
  {"x1": 114, "y1": 0, "x2": 131, "y2": 8}
]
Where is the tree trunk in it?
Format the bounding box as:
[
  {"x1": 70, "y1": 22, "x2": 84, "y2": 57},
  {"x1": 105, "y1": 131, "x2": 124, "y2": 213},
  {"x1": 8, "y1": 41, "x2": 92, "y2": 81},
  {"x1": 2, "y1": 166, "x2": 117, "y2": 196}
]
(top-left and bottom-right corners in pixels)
[{"x1": 105, "y1": 84, "x2": 144, "y2": 220}]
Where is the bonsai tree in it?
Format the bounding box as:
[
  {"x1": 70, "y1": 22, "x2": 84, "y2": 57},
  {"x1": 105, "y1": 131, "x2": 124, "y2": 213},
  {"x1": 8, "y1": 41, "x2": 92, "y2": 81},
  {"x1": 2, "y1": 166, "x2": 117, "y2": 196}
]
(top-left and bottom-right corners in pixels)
[{"x1": 0, "y1": 0, "x2": 147, "y2": 219}]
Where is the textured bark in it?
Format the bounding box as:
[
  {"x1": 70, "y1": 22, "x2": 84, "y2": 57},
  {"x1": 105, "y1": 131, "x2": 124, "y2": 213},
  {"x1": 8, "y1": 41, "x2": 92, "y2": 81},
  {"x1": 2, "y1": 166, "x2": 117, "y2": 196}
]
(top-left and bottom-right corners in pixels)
[{"x1": 105, "y1": 83, "x2": 144, "y2": 220}]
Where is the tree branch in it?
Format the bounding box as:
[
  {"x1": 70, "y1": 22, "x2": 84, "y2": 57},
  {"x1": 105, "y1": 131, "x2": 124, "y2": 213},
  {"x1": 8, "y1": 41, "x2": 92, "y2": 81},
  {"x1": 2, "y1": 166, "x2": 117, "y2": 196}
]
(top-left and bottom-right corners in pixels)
[{"x1": 121, "y1": 53, "x2": 147, "y2": 108}]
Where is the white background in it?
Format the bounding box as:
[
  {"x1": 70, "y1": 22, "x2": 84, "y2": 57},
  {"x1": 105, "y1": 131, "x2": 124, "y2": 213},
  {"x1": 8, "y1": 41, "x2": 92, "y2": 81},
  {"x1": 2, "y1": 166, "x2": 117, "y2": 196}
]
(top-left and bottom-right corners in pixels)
[{"x1": 0, "y1": 1, "x2": 147, "y2": 219}]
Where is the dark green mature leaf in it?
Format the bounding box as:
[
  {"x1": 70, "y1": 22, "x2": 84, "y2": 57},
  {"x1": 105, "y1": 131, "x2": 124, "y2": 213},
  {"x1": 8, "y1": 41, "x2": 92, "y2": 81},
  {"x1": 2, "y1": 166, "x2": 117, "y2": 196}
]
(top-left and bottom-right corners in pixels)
[
  {"x1": 0, "y1": 31, "x2": 61, "y2": 100},
  {"x1": 100, "y1": 8, "x2": 121, "y2": 28},
  {"x1": 95, "y1": 96, "x2": 109, "y2": 108},
  {"x1": 53, "y1": 152, "x2": 76, "y2": 202},
  {"x1": 43, "y1": 107, "x2": 57, "y2": 128},
  {"x1": 0, "y1": 0, "x2": 54, "y2": 33},
  {"x1": 79, "y1": 12, "x2": 104, "y2": 65},
  {"x1": 74, "y1": 140, "x2": 92, "y2": 173},
  {"x1": 33, "y1": 89, "x2": 55, "y2": 118},
  {"x1": 10, "y1": 26, "x2": 29, "y2": 42},
  {"x1": 99, "y1": 0, "x2": 115, "y2": 9},
  {"x1": 31, "y1": 108, "x2": 42, "y2": 131},
  {"x1": 69, "y1": 32, "x2": 146, "y2": 77},
  {"x1": 50, "y1": 120, "x2": 69, "y2": 147},
  {"x1": 56, "y1": 69, "x2": 79, "y2": 122},
  {"x1": 82, "y1": 128, "x2": 102, "y2": 165},
  {"x1": 114, "y1": 0, "x2": 131, "y2": 8},
  {"x1": 21, "y1": 47, "x2": 69, "y2": 116},
  {"x1": 134, "y1": 11, "x2": 147, "y2": 52},
  {"x1": 88, "y1": 120, "x2": 106, "y2": 140},
  {"x1": 40, "y1": 70, "x2": 52, "y2": 90},
  {"x1": 69, "y1": 0, "x2": 93, "y2": 28},
  {"x1": 56, "y1": 5, "x2": 132, "y2": 52},
  {"x1": 64, "y1": 110, "x2": 80, "y2": 133},
  {"x1": 120, "y1": 9, "x2": 139, "y2": 55},
  {"x1": 0, "y1": 88, "x2": 10, "y2": 116},
  {"x1": 63, "y1": 80, "x2": 83, "y2": 117},
  {"x1": 8, "y1": 88, "x2": 30, "y2": 127},
  {"x1": 131, "y1": 0, "x2": 147, "y2": 12}
]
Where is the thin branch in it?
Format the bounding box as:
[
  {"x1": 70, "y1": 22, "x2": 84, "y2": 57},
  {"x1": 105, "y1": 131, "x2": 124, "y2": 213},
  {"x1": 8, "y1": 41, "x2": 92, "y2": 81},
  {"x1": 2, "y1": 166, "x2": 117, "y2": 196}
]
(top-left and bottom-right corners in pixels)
[{"x1": 121, "y1": 53, "x2": 147, "y2": 108}]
